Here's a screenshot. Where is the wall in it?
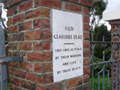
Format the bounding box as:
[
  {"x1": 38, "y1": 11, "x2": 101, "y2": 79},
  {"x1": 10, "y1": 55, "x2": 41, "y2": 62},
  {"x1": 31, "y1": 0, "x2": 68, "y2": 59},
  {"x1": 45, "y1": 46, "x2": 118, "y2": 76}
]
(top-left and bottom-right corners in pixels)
[{"x1": 5, "y1": 0, "x2": 92, "y2": 90}]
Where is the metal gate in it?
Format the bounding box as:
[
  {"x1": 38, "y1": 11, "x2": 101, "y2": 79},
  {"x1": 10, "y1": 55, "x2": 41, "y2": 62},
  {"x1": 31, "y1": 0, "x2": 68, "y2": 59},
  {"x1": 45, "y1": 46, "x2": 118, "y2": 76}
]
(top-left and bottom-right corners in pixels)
[{"x1": 90, "y1": 28, "x2": 120, "y2": 90}]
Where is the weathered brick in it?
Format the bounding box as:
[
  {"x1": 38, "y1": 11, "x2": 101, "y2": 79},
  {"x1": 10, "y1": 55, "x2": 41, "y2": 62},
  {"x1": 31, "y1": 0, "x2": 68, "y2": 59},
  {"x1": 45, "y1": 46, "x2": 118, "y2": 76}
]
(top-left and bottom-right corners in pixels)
[
  {"x1": 80, "y1": 0, "x2": 92, "y2": 7},
  {"x1": 36, "y1": 85, "x2": 44, "y2": 90},
  {"x1": 8, "y1": 43, "x2": 18, "y2": 50},
  {"x1": 84, "y1": 16, "x2": 90, "y2": 23},
  {"x1": 8, "y1": 0, "x2": 23, "y2": 6},
  {"x1": 84, "y1": 49, "x2": 90, "y2": 57},
  {"x1": 12, "y1": 77, "x2": 21, "y2": 86},
  {"x1": 21, "y1": 80, "x2": 36, "y2": 90},
  {"x1": 33, "y1": 42, "x2": 43, "y2": 50},
  {"x1": 41, "y1": 30, "x2": 52, "y2": 40},
  {"x1": 8, "y1": 7, "x2": 17, "y2": 16},
  {"x1": 84, "y1": 32, "x2": 89, "y2": 40},
  {"x1": 35, "y1": 0, "x2": 62, "y2": 9},
  {"x1": 44, "y1": 83, "x2": 64, "y2": 90},
  {"x1": 42, "y1": 41, "x2": 51, "y2": 50},
  {"x1": 18, "y1": 21, "x2": 32, "y2": 31},
  {"x1": 9, "y1": 67, "x2": 14, "y2": 75},
  {"x1": 76, "y1": 83, "x2": 90, "y2": 90},
  {"x1": 43, "y1": 62, "x2": 52, "y2": 72},
  {"x1": 13, "y1": 33, "x2": 24, "y2": 41},
  {"x1": 27, "y1": 52, "x2": 43, "y2": 61},
  {"x1": 84, "y1": 75, "x2": 90, "y2": 83},
  {"x1": 14, "y1": 69, "x2": 26, "y2": 78},
  {"x1": 13, "y1": 14, "x2": 24, "y2": 24},
  {"x1": 33, "y1": 19, "x2": 50, "y2": 29},
  {"x1": 25, "y1": 30, "x2": 41, "y2": 40},
  {"x1": 9, "y1": 84, "x2": 14, "y2": 90},
  {"x1": 34, "y1": 63, "x2": 43, "y2": 73},
  {"x1": 19, "y1": 0, "x2": 33, "y2": 12},
  {"x1": 84, "y1": 58, "x2": 90, "y2": 66},
  {"x1": 8, "y1": 25, "x2": 18, "y2": 33},
  {"x1": 65, "y1": 3, "x2": 82, "y2": 13},
  {"x1": 9, "y1": 62, "x2": 19, "y2": 68},
  {"x1": 14, "y1": 87, "x2": 21, "y2": 90},
  {"x1": 67, "y1": 77, "x2": 83, "y2": 89},
  {"x1": 19, "y1": 42, "x2": 32, "y2": 50},
  {"x1": 25, "y1": 8, "x2": 50, "y2": 19},
  {"x1": 84, "y1": 24, "x2": 89, "y2": 31},
  {"x1": 83, "y1": 7, "x2": 89, "y2": 15},
  {"x1": 83, "y1": 41, "x2": 90, "y2": 49},
  {"x1": 43, "y1": 52, "x2": 52, "y2": 61},
  {"x1": 27, "y1": 72, "x2": 44, "y2": 84},
  {"x1": 7, "y1": 18, "x2": 13, "y2": 26},
  {"x1": 20, "y1": 61, "x2": 34, "y2": 71},
  {"x1": 65, "y1": 0, "x2": 78, "y2": 3},
  {"x1": 84, "y1": 67, "x2": 90, "y2": 75},
  {"x1": 44, "y1": 73, "x2": 53, "y2": 84}
]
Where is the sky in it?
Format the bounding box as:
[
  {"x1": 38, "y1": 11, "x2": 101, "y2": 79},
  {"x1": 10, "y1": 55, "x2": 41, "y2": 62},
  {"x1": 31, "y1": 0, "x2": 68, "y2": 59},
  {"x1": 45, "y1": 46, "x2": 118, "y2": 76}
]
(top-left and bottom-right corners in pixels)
[{"x1": 101, "y1": 0, "x2": 120, "y2": 30}]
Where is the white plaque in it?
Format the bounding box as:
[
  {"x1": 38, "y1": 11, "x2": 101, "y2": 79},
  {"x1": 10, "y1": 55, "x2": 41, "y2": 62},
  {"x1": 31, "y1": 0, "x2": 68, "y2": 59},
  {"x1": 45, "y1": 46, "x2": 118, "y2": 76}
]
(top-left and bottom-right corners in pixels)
[{"x1": 52, "y1": 9, "x2": 83, "y2": 82}]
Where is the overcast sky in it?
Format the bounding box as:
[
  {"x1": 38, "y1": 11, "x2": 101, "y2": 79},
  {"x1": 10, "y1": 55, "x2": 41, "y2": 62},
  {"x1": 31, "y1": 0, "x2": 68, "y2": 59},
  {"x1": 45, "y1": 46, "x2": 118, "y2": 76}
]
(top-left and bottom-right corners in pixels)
[{"x1": 100, "y1": 0, "x2": 120, "y2": 30}]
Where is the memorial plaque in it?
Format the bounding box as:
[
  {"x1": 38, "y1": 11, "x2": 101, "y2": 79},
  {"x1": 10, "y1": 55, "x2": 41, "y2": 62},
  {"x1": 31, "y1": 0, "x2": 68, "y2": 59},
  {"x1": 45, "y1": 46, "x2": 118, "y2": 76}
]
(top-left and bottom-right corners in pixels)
[{"x1": 52, "y1": 9, "x2": 83, "y2": 82}]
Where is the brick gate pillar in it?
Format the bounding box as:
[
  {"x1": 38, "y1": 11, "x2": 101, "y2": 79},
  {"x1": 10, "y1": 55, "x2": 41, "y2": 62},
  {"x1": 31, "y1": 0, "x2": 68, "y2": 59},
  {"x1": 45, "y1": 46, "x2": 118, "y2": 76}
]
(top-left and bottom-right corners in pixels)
[{"x1": 4, "y1": 0, "x2": 92, "y2": 90}]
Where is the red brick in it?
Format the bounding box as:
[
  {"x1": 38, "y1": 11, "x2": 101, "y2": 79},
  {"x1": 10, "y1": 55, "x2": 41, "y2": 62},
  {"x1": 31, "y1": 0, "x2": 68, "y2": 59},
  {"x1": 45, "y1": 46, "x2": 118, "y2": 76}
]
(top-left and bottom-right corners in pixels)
[
  {"x1": 19, "y1": 21, "x2": 32, "y2": 31},
  {"x1": 13, "y1": 33, "x2": 24, "y2": 41},
  {"x1": 9, "y1": 62, "x2": 18, "y2": 68},
  {"x1": 44, "y1": 83, "x2": 64, "y2": 90},
  {"x1": 33, "y1": 19, "x2": 50, "y2": 29},
  {"x1": 84, "y1": 67, "x2": 90, "y2": 75},
  {"x1": 33, "y1": 42, "x2": 43, "y2": 50},
  {"x1": 8, "y1": 34, "x2": 12, "y2": 41},
  {"x1": 43, "y1": 52, "x2": 52, "y2": 61},
  {"x1": 84, "y1": 7, "x2": 89, "y2": 15},
  {"x1": 44, "y1": 73, "x2": 53, "y2": 84},
  {"x1": 8, "y1": 7, "x2": 17, "y2": 16},
  {"x1": 19, "y1": 0, "x2": 33, "y2": 12},
  {"x1": 25, "y1": 8, "x2": 50, "y2": 19},
  {"x1": 67, "y1": 77, "x2": 83, "y2": 89},
  {"x1": 9, "y1": 67, "x2": 14, "y2": 75},
  {"x1": 84, "y1": 49, "x2": 90, "y2": 57},
  {"x1": 34, "y1": 63, "x2": 43, "y2": 73},
  {"x1": 27, "y1": 52, "x2": 43, "y2": 61},
  {"x1": 113, "y1": 37, "x2": 119, "y2": 41},
  {"x1": 83, "y1": 41, "x2": 90, "y2": 49},
  {"x1": 41, "y1": 30, "x2": 52, "y2": 40},
  {"x1": 84, "y1": 32, "x2": 89, "y2": 40},
  {"x1": 14, "y1": 69, "x2": 26, "y2": 78},
  {"x1": 14, "y1": 87, "x2": 21, "y2": 90},
  {"x1": 43, "y1": 62, "x2": 52, "y2": 72},
  {"x1": 84, "y1": 75, "x2": 90, "y2": 83},
  {"x1": 36, "y1": 85, "x2": 44, "y2": 90},
  {"x1": 20, "y1": 61, "x2": 34, "y2": 71},
  {"x1": 42, "y1": 41, "x2": 50, "y2": 50},
  {"x1": 12, "y1": 77, "x2": 21, "y2": 86},
  {"x1": 13, "y1": 14, "x2": 24, "y2": 24},
  {"x1": 84, "y1": 58, "x2": 90, "y2": 66},
  {"x1": 80, "y1": 0, "x2": 92, "y2": 7},
  {"x1": 8, "y1": 25, "x2": 18, "y2": 33},
  {"x1": 35, "y1": 0, "x2": 62, "y2": 9},
  {"x1": 8, "y1": 43, "x2": 18, "y2": 50},
  {"x1": 19, "y1": 42, "x2": 32, "y2": 50},
  {"x1": 84, "y1": 24, "x2": 89, "y2": 31},
  {"x1": 21, "y1": 80, "x2": 36, "y2": 90},
  {"x1": 27, "y1": 72, "x2": 44, "y2": 84},
  {"x1": 25, "y1": 30, "x2": 41, "y2": 40},
  {"x1": 9, "y1": 84, "x2": 14, "y2": 90},
  {"x1": 84, "y1": 16, "x2": 90, "y2": 23},
  {"x1": 7, "y1": 18, "x2": 13, "y2": 26},
  {"x1": 8, "y1": 0, "x2": 24, "y2": 6},
  {"x1": 65, "y1": 0, "x2": 78, "y2": 3},
  {"x1": 65, "y1": 3, "x2": 82, "y2": 13}
]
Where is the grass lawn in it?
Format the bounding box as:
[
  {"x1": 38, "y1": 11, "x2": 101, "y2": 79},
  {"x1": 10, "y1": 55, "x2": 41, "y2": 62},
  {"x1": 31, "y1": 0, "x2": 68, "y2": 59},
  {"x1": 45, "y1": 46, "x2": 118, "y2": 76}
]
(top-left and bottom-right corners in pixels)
[{"x1": 90, "y1": 77, "x2": 111, "y2": 90}]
